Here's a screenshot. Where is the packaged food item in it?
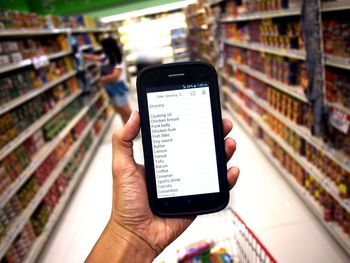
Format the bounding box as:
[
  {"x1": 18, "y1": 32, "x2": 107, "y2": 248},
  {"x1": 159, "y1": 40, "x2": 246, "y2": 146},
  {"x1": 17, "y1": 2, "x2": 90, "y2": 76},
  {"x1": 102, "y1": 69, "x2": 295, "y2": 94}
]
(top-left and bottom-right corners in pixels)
[
  {"x1": 4, "y1": 222, "x2": 37, "y2": 263},
  {"x1": 323, "y1": 14, "x2": 350, "y2": 58}
]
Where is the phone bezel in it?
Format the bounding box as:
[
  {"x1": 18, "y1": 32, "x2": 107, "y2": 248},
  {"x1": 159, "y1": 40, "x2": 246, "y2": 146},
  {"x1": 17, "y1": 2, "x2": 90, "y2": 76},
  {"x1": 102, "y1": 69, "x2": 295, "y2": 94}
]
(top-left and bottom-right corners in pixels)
[{"x1": 137, "y1": 62, "x2": 229, "y2": 217}]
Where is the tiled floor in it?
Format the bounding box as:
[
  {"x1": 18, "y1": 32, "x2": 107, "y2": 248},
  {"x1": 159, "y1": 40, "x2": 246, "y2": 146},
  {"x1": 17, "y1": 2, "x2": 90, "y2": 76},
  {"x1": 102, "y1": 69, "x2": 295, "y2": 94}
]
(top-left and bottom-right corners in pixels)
[{"x1": 37, "y1": 108, "x2": 350, "y2": 263}]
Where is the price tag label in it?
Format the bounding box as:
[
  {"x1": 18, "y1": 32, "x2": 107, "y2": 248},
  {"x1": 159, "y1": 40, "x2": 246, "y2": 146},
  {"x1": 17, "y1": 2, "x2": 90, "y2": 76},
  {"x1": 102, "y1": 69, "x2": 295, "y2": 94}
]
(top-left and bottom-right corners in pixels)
[
  {"x1": 329, "y1": 108, "x2": 349, "y2": 134},
  {"x1": 32, "y1": 55, "x2": 49, "y2": 69}
]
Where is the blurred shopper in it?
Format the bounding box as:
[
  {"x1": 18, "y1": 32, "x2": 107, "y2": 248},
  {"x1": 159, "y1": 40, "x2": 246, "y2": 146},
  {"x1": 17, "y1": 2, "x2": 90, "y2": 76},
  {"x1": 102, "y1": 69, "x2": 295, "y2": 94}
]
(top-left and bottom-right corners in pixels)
[{"x1": 85, "y1": 36, "x2": 132, "y2": 123}]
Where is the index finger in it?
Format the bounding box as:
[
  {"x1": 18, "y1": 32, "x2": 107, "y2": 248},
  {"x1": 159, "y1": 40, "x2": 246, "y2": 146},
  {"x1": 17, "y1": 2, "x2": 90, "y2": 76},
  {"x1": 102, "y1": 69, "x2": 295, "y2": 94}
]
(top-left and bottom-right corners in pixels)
[{"x1": 223, "y1": 118, "x2": 233, "y2": 137}]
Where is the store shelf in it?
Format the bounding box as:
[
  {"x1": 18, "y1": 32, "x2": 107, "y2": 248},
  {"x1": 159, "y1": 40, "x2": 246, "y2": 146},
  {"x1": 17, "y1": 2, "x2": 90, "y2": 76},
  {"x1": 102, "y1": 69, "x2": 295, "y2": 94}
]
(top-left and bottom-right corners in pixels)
[
  {"x1": 224, "y1": 100, "x2": 350, "y2": 256},
  {"x1": 71, "y1": 28, "x2": 113, "y2": 33},
  {"x1": 22, "y1": 112, "x2": 113, "y2": 263},
  {"x1": 0, "y1": 50, "x2": 72, "y2": 75},
  {"x1": 46, "y1": 50, "x2": 72, "y2": 60},
  {"x1": 324, "y1": 54, "x2": 350, "y2": 70},
  {"x1": 327, "y1": 101, "x2": 350, "y2": 116},
  {"x1": 187, "y1": 8, "x2": 205, "y2": 18},
  {"x1": 222, "y1": 73, "x2": 350, "y2": 174},
  {"x1": 223, "y1": 86, "x2": 350, "y2": 213},
  {"x1": 219, "y1": 7, "x2": 301, "y2": 23},
  {"x1": 0, "y1": 90, "x2": 82, "y2": 161},
  {"x1": 0, "y1": 71, "x2": 77, "y2": 116},
  {"x1": 227, "y1": 59, "x2": 308, "y2": 102},
  {"x1": 0, "y1": 28, "x2": 70, "y2": 37},
  {"x1": 0, "y1": 100, "x2": 109, "y2": 260},
  {"x1": 225, "y1": 39, "x2": 306, "y2": 60},
  {"x1": 0, "y1": 27, "x2": 112, "y2": 37},
  {"x1": 79, "y1": 44, "x2": 93, "y2": 51},
  {"x1": 0, "y1": 59, "x2": 32, "y2": 75},
  {"x1": 0, "y1": 90, "x2": 104, "y2": 209},
  {"x1": 321, "y1": 0, "x2": 350, "y2": 12}
]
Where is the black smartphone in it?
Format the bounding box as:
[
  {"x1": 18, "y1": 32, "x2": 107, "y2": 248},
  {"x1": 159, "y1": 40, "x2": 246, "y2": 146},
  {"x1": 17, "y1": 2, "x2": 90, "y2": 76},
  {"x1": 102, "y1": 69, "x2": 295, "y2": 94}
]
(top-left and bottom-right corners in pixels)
[{"x1": 137, "y1": 62, "x2": 229, "y2": 217}]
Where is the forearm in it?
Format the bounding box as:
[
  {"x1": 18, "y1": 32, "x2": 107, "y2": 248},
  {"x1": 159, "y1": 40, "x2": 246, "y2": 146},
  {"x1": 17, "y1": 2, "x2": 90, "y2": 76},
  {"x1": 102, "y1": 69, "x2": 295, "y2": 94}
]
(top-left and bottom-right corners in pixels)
[
  {"x1": 85, "y1": 221, "x2": 157, "y2": 263},
  {"x1": 101, "y1": 69, "x2": 122, "y2": 85},
  {"x1": 84, "y1": 53, "x2": 102, "y2": 61}
]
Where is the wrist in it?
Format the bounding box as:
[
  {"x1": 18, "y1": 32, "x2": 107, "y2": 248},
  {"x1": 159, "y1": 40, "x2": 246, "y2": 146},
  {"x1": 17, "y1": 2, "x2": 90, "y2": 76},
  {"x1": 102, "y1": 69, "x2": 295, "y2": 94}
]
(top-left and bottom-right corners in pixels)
[{"x1": 106, "y1": 220, "x2": 157, "y2": 261}]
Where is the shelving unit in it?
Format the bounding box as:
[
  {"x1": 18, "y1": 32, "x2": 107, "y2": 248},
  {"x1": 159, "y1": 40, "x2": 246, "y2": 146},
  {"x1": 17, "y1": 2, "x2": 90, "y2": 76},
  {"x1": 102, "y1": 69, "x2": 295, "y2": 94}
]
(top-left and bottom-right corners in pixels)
[
  {"x1": 0, "y1": 71, "x2": 77, "y2": 116},
  {"x1": 186, "y1": 0, "x2": 350, "y2": 255},
  {"x1": 22, "y1": 112, "x2": 113, "y2": 263},
  {"x1": 324, "y1": 54, "x2": 350, "y2": 71},
  {"x1": 0, "y1": 90, "x2": 81, "y2": 161},
  {"x1": 227, "y1": 59, "x2": 308, "y2": 102},
  {"x1": 0, "y1": 99, "x2": 110, "y2": 260},
  {"x1": 222, "y1": 82, "x2": 350, "y2": 213},
  {"x1": 225, "y1": 39, "x2": 306, "y2": 60},
  {"x1": 223, "y1": 94, "x2": 350, "y2": 255},
  {"x1": 0, "y1": 27, "x2": 114, "y2": 37},
  {"x1": 0, "y1": 89, "x2": 104, "y2": 209},
  {"x1": 0, "y1": 50, "x2": 72, "y2": 75},
  {"x1": 0, "y1": 16, "x2": 112, "y2": 261},
  {"x1": 219, "y1": 7, "x2": 301, "y2": 23}
]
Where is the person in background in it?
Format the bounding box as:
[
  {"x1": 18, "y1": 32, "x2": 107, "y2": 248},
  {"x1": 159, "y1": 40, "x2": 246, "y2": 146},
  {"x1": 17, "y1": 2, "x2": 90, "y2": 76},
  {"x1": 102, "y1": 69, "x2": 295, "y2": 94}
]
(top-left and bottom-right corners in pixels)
[
  {"x1": 85, "y1": 111, "x2": 240, "y2": 262},
  {"x1": 84, "y1": 36, "x2": 132, "y2": 123}
]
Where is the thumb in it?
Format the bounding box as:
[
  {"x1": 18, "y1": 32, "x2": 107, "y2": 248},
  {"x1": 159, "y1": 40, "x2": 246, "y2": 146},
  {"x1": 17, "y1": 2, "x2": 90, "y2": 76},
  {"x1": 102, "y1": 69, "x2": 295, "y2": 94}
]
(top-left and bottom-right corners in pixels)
[{"x1": 112, "y1": 111, "x2": 140, "y2": 162}]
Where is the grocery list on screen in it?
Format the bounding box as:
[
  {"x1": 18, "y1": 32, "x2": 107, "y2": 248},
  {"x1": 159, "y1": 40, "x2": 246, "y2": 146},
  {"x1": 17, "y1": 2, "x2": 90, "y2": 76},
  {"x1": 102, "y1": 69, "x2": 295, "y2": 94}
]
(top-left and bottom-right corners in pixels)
[{"x1": 147, "y1": 83, "x2": 219, "y2": 198}]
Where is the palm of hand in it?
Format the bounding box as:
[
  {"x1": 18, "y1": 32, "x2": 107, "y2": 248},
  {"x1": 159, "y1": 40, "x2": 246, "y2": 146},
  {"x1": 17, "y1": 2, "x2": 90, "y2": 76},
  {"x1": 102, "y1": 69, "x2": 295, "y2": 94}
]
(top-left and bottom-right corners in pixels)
[{"x1": 112, "y1": 158, "x2": 194, "y2": 255}]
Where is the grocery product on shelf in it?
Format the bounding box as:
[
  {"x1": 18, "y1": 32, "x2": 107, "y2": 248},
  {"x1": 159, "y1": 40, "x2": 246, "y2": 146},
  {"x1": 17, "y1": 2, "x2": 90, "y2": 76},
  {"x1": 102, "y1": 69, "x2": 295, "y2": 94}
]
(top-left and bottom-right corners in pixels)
[
  {"x1": 0, "y1": 56, "x2": 74, "y2": 106},
  {"x1": 227, "y1": 46, "x2": 304, "y2": 86},
  {"x1": 322, "y1": 12, "x2": 350, "y2": 58},
  {"x1": 0, "y1": 146, "x2": 30, "y2": 195},
  {"x1": 0, "y1": 76, "x2": 80, "y2": 150},
  {"x1": 0, "y1": 34, "x2": 70, "y2": 67},
  {"x1": 0, "y1": 9, "x2": 104, "y2": 31},
  {"x1": 42, "y1": 96, "x2": 82, "y2": 141},
  {"x1": 224, "y1": 91, "x2": 350, "y2": 241},
  {"x1": 325, "y1": 67, "x2": 350, "y2": 108},
  {"x1": 3, "y1": 223, "x2": 36, "y2": 263},
  {"x1": 225, "y1": 18, "x2": 304, "y2": 50},
  {"x1": 0, "y1": 7, "x2": 113, "y2": 262},
  {"x1": 185, "y1": 2, "x2": 220, "y2": 64},
  {"x1": 219, "y1": 0, "x2": 302, "y2": 17}
]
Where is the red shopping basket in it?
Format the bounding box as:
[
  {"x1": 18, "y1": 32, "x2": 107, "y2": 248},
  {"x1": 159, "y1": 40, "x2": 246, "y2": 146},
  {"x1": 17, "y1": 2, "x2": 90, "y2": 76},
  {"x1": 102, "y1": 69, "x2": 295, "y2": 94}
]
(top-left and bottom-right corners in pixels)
[{"x1": 177, "y1": 208, "x2": 277, "y2": 263}]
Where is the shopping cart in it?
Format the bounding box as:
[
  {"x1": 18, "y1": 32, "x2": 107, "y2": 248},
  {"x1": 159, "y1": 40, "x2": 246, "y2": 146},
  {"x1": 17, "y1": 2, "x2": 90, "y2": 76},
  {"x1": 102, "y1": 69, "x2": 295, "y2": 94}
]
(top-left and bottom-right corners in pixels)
[
  {"x1": 156, "y1": 208, "x2": 277, "y2": 263},
  {"x1": 229, "y1": 208, "x2": 277, "y2": 263}
]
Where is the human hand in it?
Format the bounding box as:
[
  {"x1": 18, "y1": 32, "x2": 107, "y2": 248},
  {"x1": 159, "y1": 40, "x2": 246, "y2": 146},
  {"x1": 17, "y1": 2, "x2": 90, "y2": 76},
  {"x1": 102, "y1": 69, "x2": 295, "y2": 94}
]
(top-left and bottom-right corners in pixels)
[
  {"x1": 99, "y1": 76, "x2": 106, "y2": 86},
  {"x1": 86, "y1": 111, "x2": 239, "y2": 262}
]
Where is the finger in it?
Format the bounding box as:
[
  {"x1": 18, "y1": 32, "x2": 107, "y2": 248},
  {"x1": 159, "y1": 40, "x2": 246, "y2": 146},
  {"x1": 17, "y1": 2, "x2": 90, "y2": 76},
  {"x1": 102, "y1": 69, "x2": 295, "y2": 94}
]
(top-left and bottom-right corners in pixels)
[
  {"x1": 223, "y1": 118, "x2": 233, "y2": 138},
  {"x1": 225, "y1": 137, "x2": 236, "y2": 161},
  {"x1": 112, "y1": 111, "x2": 140, "y2": 161},
  {"x1": 227, "y1": 166, "x2": 240, "y2": 190}
]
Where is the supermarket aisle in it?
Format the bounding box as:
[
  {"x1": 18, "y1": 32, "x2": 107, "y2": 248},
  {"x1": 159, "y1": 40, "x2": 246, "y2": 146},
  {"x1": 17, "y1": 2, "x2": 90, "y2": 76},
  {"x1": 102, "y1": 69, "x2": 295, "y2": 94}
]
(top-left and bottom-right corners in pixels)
[{"x1": 37, "y1": 110, "x2": 349, "y2": 263}]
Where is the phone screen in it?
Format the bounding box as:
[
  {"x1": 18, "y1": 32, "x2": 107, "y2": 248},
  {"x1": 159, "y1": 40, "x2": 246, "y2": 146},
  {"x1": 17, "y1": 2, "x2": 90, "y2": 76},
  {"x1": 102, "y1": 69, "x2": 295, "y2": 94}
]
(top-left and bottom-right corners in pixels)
[{"x1": 147, "y1": 83, "x2": 220, "y2": 199}]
